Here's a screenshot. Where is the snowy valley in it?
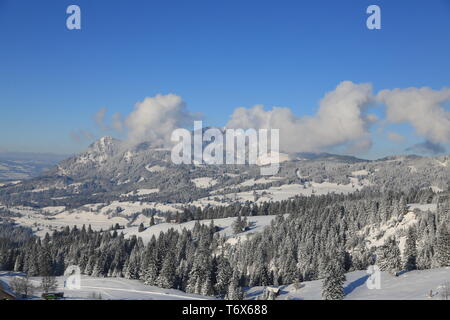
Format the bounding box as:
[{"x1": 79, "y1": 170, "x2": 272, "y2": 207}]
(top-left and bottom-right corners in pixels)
[{"x1": 0, "y1": 137, "x2": 449, "y2": 301}]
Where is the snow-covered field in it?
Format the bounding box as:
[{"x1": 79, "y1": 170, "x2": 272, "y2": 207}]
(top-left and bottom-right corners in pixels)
[
  {"x1": 0, "y1": 180, "x2": 21, "y2": 187},
  {"x1": 120, "y1": 214, "x2": 280, "y2": 244},
  {"x1": 145, "y1": 164, "x2": 166, "y2": 172},
  {"x1": 121, "y1": 188, "x2": 159, "y2": 197},
  {"x1": 4, "y1": 197, "x2": 279, "y2": 244},
  {"x1": 3, "y1": 267, "x2": 449, "y2": 300},
  {"x1": 191, "y1": 177, "x2": 218, "y2": 188},
  {"x1": 12, "y1": 209, "x2": 129, "y2": 237},
  {"x1": 0, "y1": 272, "x2": 213, "y2": 300},
  {"x1": 4, "y1": 200, "x2": 180, "y2": 237},
  {"x1": 246, "y1": 267, "x2": 450, "y2": 300},
  {"x1": 207, "y1": 179, "x2": 370, "y2": 205},
  {"x1": 407, "y1": 203, "x2": 437, "y2": 212}
]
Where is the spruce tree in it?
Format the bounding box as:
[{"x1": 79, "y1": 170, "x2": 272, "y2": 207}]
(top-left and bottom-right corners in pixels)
[
  {"x1": 403, "y1": 227, "x2": 417, "y2": 270},
  {"x1": 214, "y1": 257, "x2": 233, "y2": 296},
  {"x1": 157, "y1": 254, "x2": 176, "y2": 288},
  {"x1": 435, "y1": 223, "x2": 450, "y2": 267},
  {"x1": 377, "y1": 237, "x2": 402, "y2": 275},
  {"x1": 226, "y1": 270, "x2": 244, "y2": 300},
  {"x1": 321, "y1": 262, "x2": 345, "y2": 300}
]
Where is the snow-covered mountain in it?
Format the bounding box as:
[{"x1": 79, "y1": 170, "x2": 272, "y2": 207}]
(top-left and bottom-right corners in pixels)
[
  {"x1": 0, "y1": 136, "x2": 449, "y2": 211},
  {"x1": 1, "y1": 137, "x2": 449, "y2": 301}
]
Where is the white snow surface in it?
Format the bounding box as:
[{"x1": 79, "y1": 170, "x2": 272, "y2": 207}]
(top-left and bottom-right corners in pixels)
[
  {"x1": 209, "y1": 179, "x2": 370, "y2": 204},
  {"x1": 407, "y1": 203, "x2": 437, "y2": 212},
  {"x1": 360, "y1": 212, "x2": 418, "y2": 253},
  {"x1": 121, "y1": 188, "x2": 159, "y2": 197},
  {"x1": 3, "y1": 268, "x2": 449, "y2": 300},
  {"x1": 145, "y1": 165, "x2": 166, "y2": 172},
  {"x1": 0, "y1": 272, "x2": 213, "y2": 300},
  {"x1": 8, "y1": 201, "x2": 181, "y2": 237},
  {"x1": 121, "y1": 215, "x2": 279, "y2": 244},
  {"x1": 191, "y1": 177, "x2": 218, "y2": 188},
  {"x1": 246, "y1": 267, "x2": 450, "y2": 300}
]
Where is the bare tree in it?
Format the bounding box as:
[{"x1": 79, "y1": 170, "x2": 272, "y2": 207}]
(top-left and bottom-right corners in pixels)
[{"x1": 10, "y1": 275, "x2": 36, "y2": 299}]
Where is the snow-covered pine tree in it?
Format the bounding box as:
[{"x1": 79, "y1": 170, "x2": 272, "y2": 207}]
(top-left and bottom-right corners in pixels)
[
  {"x1": 377, "y1": 236, "x2": 402, "y2": 275},
  {"x1": 232, "y1": 215, "x2": 244, "y2": 235},
  {"x1": 226, "y1": 269, "x2": 244, "y2": 300},
  {"x1": 186, "y1": 250, "x2": 211, "y2": 294},
  {"x1": 403, "y1": 227, "x2": 417, "y2": 271},
  {"x1": 201, "y1": 275, "x2": 214, "y2": 296},
  {"x1": 123, "y1": 247, "x2": 141, "y2": 279},
  {"x1": 157, "y1": 253, "x2": 176, "y2": 288},
  {"x1": 214, "y1": 256, "x2": 233, "y2": 296},
  {"x1": 321, "y1": 261, "x2": 345, "y2": 300},
  {"x1": 435, "y1": 223, "x2": 450, "y2": 267},
  {"x1": 142, "y1": 253, "x2": 159, "y2": 285}
]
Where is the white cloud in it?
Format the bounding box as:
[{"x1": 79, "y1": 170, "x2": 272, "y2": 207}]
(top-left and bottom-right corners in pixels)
[
  {"x1": 125, "y1": 93, "x2": 199, "y2": 146},
  {"x1": 378, "y1": 87, "x2": 450, "y2": 144},
  {"x1": 84, "y1": 83, "x2": 450, "y2": 156},
  {"x1": 225, "y1": 81, "x2": 374, "y2": 153}
]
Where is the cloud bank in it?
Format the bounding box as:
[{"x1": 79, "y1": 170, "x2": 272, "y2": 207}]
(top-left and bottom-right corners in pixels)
[
  {"x1": 81, "y1": 82, "x2": 450, "y2": 156},
  {"x1": 378, "y1": 87, "x2": 450, "y2": 144},
  {"x1": 125, "y1": 94, "x2": 199, "y2": 146},
  {"x1": 225, "y1": 81, "x2": 374, "y2": 153}
]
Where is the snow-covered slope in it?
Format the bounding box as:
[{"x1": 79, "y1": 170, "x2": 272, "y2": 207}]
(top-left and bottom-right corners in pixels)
[
  {"x1": 0, "y1": 272, "x2": 213, "y2": 300},
  {"x1": 122, "y1": 215, "x2": 280, "y2": 244},
  {"x1": 246, "y1": 267, "x2": 450, "y2": 300},
  {"x1": 3, "y1": 268, "x2": 449, "y2": 300}
]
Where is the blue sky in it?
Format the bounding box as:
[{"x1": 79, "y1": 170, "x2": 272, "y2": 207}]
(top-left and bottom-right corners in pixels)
[{"x1": 0, "y1": 0, "x2": 449, "y2": 158}]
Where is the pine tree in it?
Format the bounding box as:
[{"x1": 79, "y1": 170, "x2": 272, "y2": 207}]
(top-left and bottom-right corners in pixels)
[
  {"x1": 186, "y1": 250, "x2": 211, "y2": 294},
  {"x1": 157, "y1": 254, "x2": 176, "y2": 288},
  {"x1": 124, "y1": 247, "x2": 141, "y2": 279},
  {"x1": 377, "y1": 237, "x2": 402, "y2": 275},
  {"x1": 142, "y1": 254, "x2": 159, "y2": 285},
  {"x1": 435, "y1": 223, "x2": 450, "y2": 267},
  {"x1": 201, "y1": 275, "x2": 214, "y2": 296},
  {"x1": 403, "y1": 227, "x2": 417, "y2": 270},
  {"x1": 214, "y1": 257, "x2": 233, "y2": 296},
  {"x1": 226, "y1": 270, "x2": 244, "y2": 300},
  {"x1": 84, "y1": 256, "x2": 95, "y2": 275},
  {"x1": 232, "y1": 215, "x2": 244, "y2": 235},
  {"x1": 321, "y1": 262, "x2": 345, "y2": 300}
]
